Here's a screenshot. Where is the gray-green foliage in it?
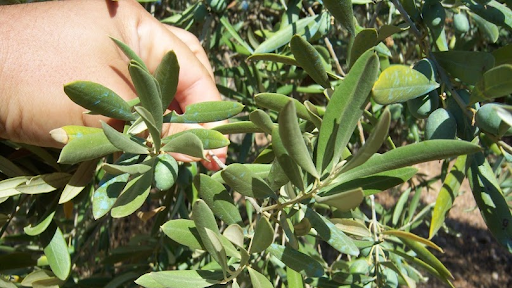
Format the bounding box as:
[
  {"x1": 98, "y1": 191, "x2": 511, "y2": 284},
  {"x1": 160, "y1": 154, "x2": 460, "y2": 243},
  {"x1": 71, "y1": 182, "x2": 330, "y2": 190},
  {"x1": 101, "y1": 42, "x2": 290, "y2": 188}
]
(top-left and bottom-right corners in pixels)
[{"x1": 0, "y1": 0, "x2": 511, "y2": 288}]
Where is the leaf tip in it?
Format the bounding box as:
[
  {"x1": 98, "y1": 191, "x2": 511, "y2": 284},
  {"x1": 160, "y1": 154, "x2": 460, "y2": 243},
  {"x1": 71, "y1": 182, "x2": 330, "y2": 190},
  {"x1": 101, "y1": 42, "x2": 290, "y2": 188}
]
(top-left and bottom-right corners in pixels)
[{"x1": 50, "y1": 128, "x2": 68, "y2": 145}]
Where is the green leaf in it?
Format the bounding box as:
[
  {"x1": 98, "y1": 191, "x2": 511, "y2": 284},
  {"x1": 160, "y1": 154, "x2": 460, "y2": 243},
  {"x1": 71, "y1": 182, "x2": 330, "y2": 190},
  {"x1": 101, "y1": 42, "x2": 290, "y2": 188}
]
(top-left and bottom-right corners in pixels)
[
  {"x1": 110, "y1": 37, "x2": 148, "y2": 71},
  {"x1": 316, "y1": 49, "x2": 379, "y2": 173},
  {"x1": 24, "y1": 209, "x2": 55, "y2": 236},
  {"x1": 135, "y1": 106, "x2": 161, "y2": 152},
  {"x1": 254, "y1": 15, "x2": 320, "y2": 54},
  {"x1": 212, "y1": 121, "x2": 263, "y2": 134},
  {"x1": 470, "y1": 64, "x2": 512, "y2": 104},
  {"x1": 102, "y1": 162, "x2": 152, "y2": 175},
  {"x1": 279, "y1": 101, "x2": 319, "y2": 179},
  {"x1": 467, "y1": 151, "x2": 512, "y2": 253},
  {"x1": 290, "y1": 35, "x2": 330, "y2": 88},
  {"x1": 164, "y1": 101, "x2": 244, "y2": 123},
  {"x1": 135, "y1": 270, "x2": 223, "y2": 288},
  {"x1": 248, "y1": 267, "x2": 274, "y2": 288},
  {"x1": 0, "y1": 155, "x2": 27, "y2": 177},
  {"x1": 286, "y1": 266, "x2": 304, "y2": 288},
  {"x1": 111, "y1": 170, "x2": 153, "y2": 218},
  {"x1": 372, "y1": 65, "x2": 439, "y2": 105},
  {"x1": 21, "y1": 270, "x2": 55, "y2": 287},
  {"x1": 161, "y1": 219, "x2": 203, "y2": 250},
  {"x1": 384, "y1": 230, "x2": 443, "y2": 252},
  {"x1": 223, "y1": 224, "x2": 245, "y2": 247},
  {"x1": 492, "y1": 44, "x2": 512, "y2": 66},
  {"x1": 161, "y1": 133, "x2": 204, "y2": 158},
  {"x1": 56, "y1": 129, "x2": 120, "y2": 165},
  {"x1": 101, "y1": 121, "x2": 149, "y2": 154},
  {"x1": 433, "y1": 51, "x2": 494, "y2": 85},
  {"x1": 60, "y1": 160, "x2": 97, "y2": 204},
  {"x1": 154, "y1": 50, "x2": 179, "y2": 111},
  {"x1": 267, "y1": 244, "x2": 324, "y2": 277},
  {"x1": 327, "y1": 140, "x2": 480, "y2": 188},
  {"x1": 15, "y1": 173, "x2": 71, "y2": 194},
  {"x1": 0, "y1": 176, "x2": 31, "y2": 198},
  {"x1": 212, "y1": 163, "x2": 272, "y2": 184},
  {"x1": 41, "y1": 224, "x2": 71, "y2": 280},
  {"x1": 221, "y1": 163, "x2": 276, "y2": 199},
  {"x1": 430, "y1": 155, "x2": 467, "y2": 239},
  {"x1": 400, "y1": 237, "x2": 453, "y2": 280},
  {"x1": 471, "y1": 12, "x2": 499, "y2": 43},
  {"x1": 250, "y1": 110, "x2": 275, "y2": 134},
  {"x1": 255, "y1": 93, "x2": 311, "y2": 121},
  {"x1": 315, "y1": 188, "x2": 364, "y2": 212},
  {"x1": 220, "y1": 16, "x2": 254, "y2": 54},
  {"x1": 129, "y1": 62, "x2": 163, "y2": 131},
  {"x1": 154, "y1": 154, "x2": 178, "y2": 191},
  {"x1": 0, "y1": 278, "x2": 17, "y2": 288},
  {"x1": 305, "y1": 208, "x2": 359, "y2": 256},
  {"x1": 463, "y1": 0, "x2": 512, "y2": 30},
  {"x1": 341, "y1": 108, "x2": 390, "y2": 173},
  {"x1": 195, "y1": 174, "x2": 242, "y2": 225},
  {"x1": 349, "y1": 29, "x2": 377, "y2": 69},
  {"x1": 204, "y1": 228, "x2": 229, "y2": 277},
  {"x1": 250, "y1": 217, "x2": 274, "y2": 253},
  {"x1": 322, "y1": 0, "x2": 355, "y2": 35},
  {"x1": 247, "y1": 53, "x2": 299, "y2": 66},
  {"x1": 104, "y1": 272, "x2": 140, "y2": 288},
  {"x1": 162, "y1": 129, "x2": 229, "y2": 149},
  {"x1": 63, "y1": 81, "x2": 135, "y2": 121},
  {"x1": 92, "y1": 173, "x2": 130, "y2": 219},
  {"x1": 331, "y1": 218, "x2": 371, "y2": 238}
]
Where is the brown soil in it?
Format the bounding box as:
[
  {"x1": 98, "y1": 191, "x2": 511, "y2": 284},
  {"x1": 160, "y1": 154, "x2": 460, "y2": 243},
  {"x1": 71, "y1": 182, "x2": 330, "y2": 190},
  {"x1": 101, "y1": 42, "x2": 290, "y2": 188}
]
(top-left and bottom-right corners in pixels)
[{"x1": 376, "y1": 161, "x2": 512, "y2": 288}]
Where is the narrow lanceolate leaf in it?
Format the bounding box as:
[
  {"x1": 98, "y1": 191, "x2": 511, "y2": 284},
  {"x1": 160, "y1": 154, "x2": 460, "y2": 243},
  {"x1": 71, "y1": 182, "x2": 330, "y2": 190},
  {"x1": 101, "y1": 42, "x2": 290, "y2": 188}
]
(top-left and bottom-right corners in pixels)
[
  {"x1": 385, "y1": 230, "x2": 443, "y2": 253},
  {"x1": 290, "y1": 35, "x2": 330, "y2": 88},
  {"x1": 470, "y1": 64, "x2": 512, "y2": 104},
  {"x1": 255, "y1": 93, "x2": 311, "y2": 120},
  {"x1": 247, "y1": 53, "x2": 299, "y2": 66},
  {"x1": 135, "y1": 106, "x2": 161, "y2": 152},
  {"x1": 462, "y1": 0, "x2": 512, "y2": 30},
  {"x1": 250, "y1": 110, "x2": 275, "y2": 134},
  {"x1": 316, "y1": 49, "x2": 379, "y2": 173},
  {"x1": 164, "y1": 101, "x2": 244, "y2": 123},
  {"x1": 430, "y1": 155, "x2": 467, "y2": 239},
  {"x1": 279, "y1": 101, "x2": 319, "y2": 179},
  {"x1": 433, "y1": 51, "x2": 495, "y2": 85},
  {"x1": 110, "y1": 37, "x2": 148, "y2": 71},
  {"x1": 314, "y1": 188, "x2": 364, "y2": 212},
  {"x1": 195, "y1": 174, "x2": 242, "y2": 225},
  {"x1": 161, "y1": 133, "x2": 204, "y2": 159},
  {"x1": 468, "y1": 151, "x2": 512, "y2": 253},
  {"x1": 248, "y1": 267, "x2": 274, "y2": 288},
  {"x1": 204, "y1": 228, "x2": 229, "y2": 278},
  {"x1": 129, "y1": 62, "x2": 163, "y2": 131},
  {"x1": 349, "y1": 29, "x2": 377, "y2": 69},
  {"x1": 24, "y1": 210, "x2": 55, "y2": 236},
  {"x1": 220, "y1": 16, "x2": 254, "y2": 54},
  {"x1": 327, "y1": 140, "x2": 480, "y2": 188},
  {"x1": 162, "y1": 129, "x2": 229, "y2": 149},
  {"x1": 102, "y1": 162, "x2": 152, "y2": 175},
  {"x1": 401, "y1": 237, "x2": 453, "y2": 280},
  {"x1": 305, "y1": 208, "x2": 359, "y2": 256},
  {"x1": 111, "y1": 170, "x2": 153, "y2": 218},
  {"x1": 0, "y1": 155, "x2": 27, "y2": 177},
  {"x1": 210, "y1": 121, "x2": 262, "y2": 135},
  {"x1": 372, "y1": 65, "x2": 439, "y2": 105},
  {"x1": 250, "y1": 217, "x2": 274, "y2": 254},
  {"x1": 64, "y1": 81, "x2": 135, "y2": 121},
  {"x1": 41, "y1": 224, "x2": 71, "y2": 280},
  {"x1": 0, "y1": 176, "x2": 30, "y2": 198},
  {"x1": 286, "y1": 266, "x2": 304, "y2": 288},
  {"x1": 254, "y1": 15, "x2": 320, "y2": 53},
  {"x1": 267, "y1": 244, "x2": 324, "y2": 277},
  {"x1": 192, "y1": 200, "x2": 227, "y2": 268},
  {"x1": 60, "y1": 160, "x2": 97, "y2": 204},
  {"x1": 92, "y1": 173, "x2": 130, "y2": 219},
  {"x1": 223, "y1": 224, "x2": 245, "y2": 248},
  {"x1": 323, "y1": 0, "x2": 355, "y2": 35},
  {"x1": 16, "y1": 173, "x2": 71, "y2": 194},
  {"x1": 154, "y1": 50, "x2": 179, "y2": 111},
  {"x1": 101, "y1": 121, "x2": 149, "y2": 154},
  {"x1": 221, "y1": 164, "x2": 276, "y2": 199},
  {"x1": 341, "y1": 108, "x2": 390, "y2": 173},
  {"x1": 56, "y1": 129, "x2": 120, "y2": 164},
  {"x1": 136, "y1": 270, "x2": 223, "y2": 288},
  {"x1": 161, "y1": 219, "x2": 203, "y2": 250}
]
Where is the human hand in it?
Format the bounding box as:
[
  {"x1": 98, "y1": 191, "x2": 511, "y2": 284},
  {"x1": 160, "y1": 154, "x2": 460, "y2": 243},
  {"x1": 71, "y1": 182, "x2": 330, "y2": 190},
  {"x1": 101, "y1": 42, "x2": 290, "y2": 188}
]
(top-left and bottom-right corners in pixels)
[{"x1": 0, "y1": 0, "x2": 225, "y2": 170}]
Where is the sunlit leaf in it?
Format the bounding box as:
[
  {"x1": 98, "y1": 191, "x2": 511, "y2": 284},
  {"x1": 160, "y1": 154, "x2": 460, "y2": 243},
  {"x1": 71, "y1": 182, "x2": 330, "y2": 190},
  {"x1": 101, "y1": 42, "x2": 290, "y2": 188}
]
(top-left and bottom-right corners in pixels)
[
  {"x1": 463, "y1": 0, "x2": 512, "y2": 30},
  {"x1": 129, "y1": 62, "x2": 163, "y2": 130},
  {"x1": 322, "y1": 0, "x2": 355, "y2": 35},
  {"x1": 248, "y1": 267, "x2": 274, "y2": 288},
  {"x1": 250, "y1": 217, "x2": 274, "y2": 253},
  {"x1": 220, "y1": 16, "x2": 254, "y2": 53},
  {"x1": 331, "y1": 218, "x2": 372, "y2": 238},
  {"x1": 286, "y1": 266, "x2": 304, "y2": 288},
  {"x1": 267, "y1": 244, "x2": 324, "y2": 277},
  {"x1": 195, "y1": 174, "x2": 242, "y2": 225},
  {"x1": 212, "y1": 121, "x2": 263, "y2": 134},
  {"x1": 24, "y1": 207, "x2": 56, "y2": 236},
  {"x1": 161, "y1": 219, "x2": 203, "y2": 250},
  {"x1": 56, "y1": 129, "x2": 120, "y2": 164},
  {"x1": 400, "y1": 237, "x2": 453, "y2": 280},
  {"x1": 101, "y1": 121, "x2": 148, "y2": 154},
  {"x1": 221, "y1": 163, "x2": 276, "y2": 199},
  {"x1": 102, "y1": 162, "x2": 152, "y2": 175},
  {"x1": 135, "y1": 270, "x2": 223, "y2": 288},
  {"x1": 305, "y1": 208, "x2": 359, "y2": 256},
  {"x1": 471, "y1": 12, "x2": 499, "y2": 43},
  {"x1": 349, "y1": 29, "x2": 377, "y2": 68},
  {"x1": 315, "y1": 188, "x2": 364, "y2": 212},
  {"x1": 15, "y1": 173, "x2": 71, "y2": 194},
  {"x1": 110, "y1": 37, "x2": 148, "y2": 71},
  {"x1": 162, "y1": 129, "x2": 229, "y2": 149},
  {"x1": 279, "y1": 101, "x2": 319, "y2": 179},
  {"x1": 316, "y1": 49, "x2": 379, "y2": 173},
  {"x1": 92, "y1": 173, "x2": 130, "y2": 219},
  {"x1": 135, "y1": 106, "x2": 161, "y2": 152},
  {"x1": 470, "y1": 64, "x2": 512, "y2": 104},
  {"x1": 223, "y1": 224, "x2": 245, "y2": 247},
  {"x1": 21, "y1": 270, "x2": 55, "y2": 287},
  {"x1": 247, "y1": 53, "x2": 299, "y2": 66},
  {"x1": 250, "y1": 110, "x2": 275, "y2": 134},
  {"x1": 290, "y1": 35, "x2": 330, "y2": 88},
  {"x1": 192, "y1": 199, "x2": 227, "y2": 267},
  {"x1": 164, "y1": 101, "x2": 244, "y2": 123},
  {"x1": 255, "y1": 93, "x2": 310, "y2": 120},
  {"x1": 433, "y1": 51, "x2": 494, "y2": 85},
  {"x1": 386, "y1": 229, "x2": 444, "y2": 252},
  {"x1": 204, "y1": 228, "x2": 229, "y2": 278},
  {"x1": 372, "y1": 65, "x2": 439, "y2": 105},
  {"x1": 0, "y1": 176, "x2": 31, "y2": 198},
  {"x1": 111, "y1": 170, "x2": 153, "y2": 218},
  {"x1": 155, "y1": 50, "x2": 179, "y2": 111},
  {"x1": 60, "y1": 160, "x2": 97, "y2": 204},
  {"x1": 161, "y1": 133, "x2": 204, "y2": 159},
  {"x1": 41, "y1": 224, "x2": 71, "y2": 280},
  {"x1": 63, "y1": 81, "x2": 135, "y2": 121}
]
